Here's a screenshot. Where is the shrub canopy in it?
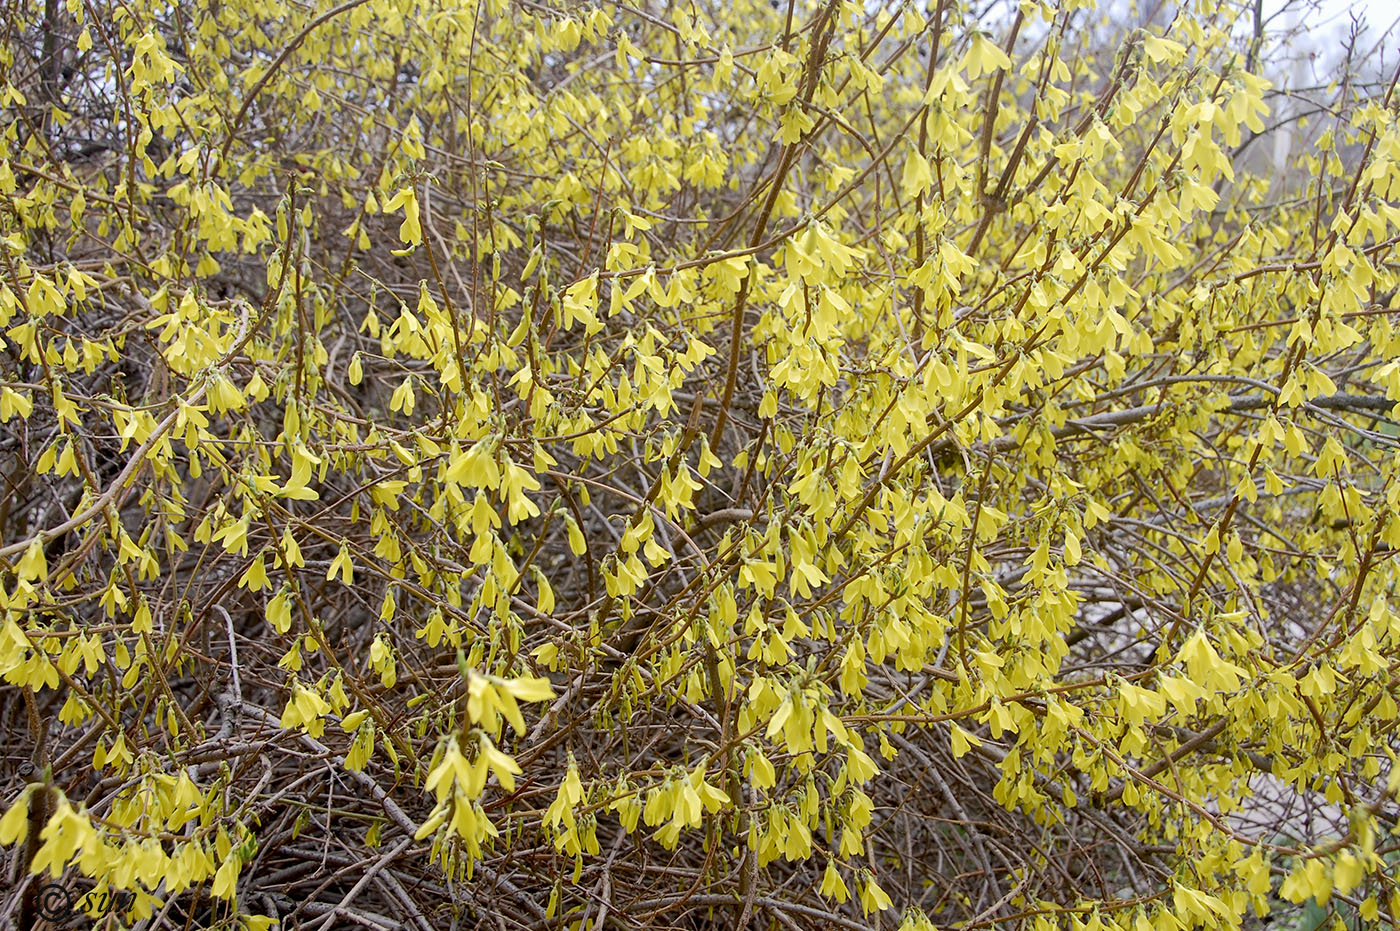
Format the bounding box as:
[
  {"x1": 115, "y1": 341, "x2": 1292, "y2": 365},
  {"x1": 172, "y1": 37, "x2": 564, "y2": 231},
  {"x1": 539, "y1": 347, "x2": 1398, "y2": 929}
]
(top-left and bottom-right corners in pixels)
[{"x1": 2, "y1": 0, "x2": 1400, "y2": 929}]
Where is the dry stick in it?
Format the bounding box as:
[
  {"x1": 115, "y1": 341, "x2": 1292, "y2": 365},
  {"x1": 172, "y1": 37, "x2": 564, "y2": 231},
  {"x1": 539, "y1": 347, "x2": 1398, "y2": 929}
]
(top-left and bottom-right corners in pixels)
[
  {"x1": 212, "y1": 604, "x2": 243, "y2": 723},
  {"x1": 910, "y1": 0, "x2": 946, "y2": 345},
  {"x1": 218, "y1": 0, "x2": 373, "y2": 166},
  {"x1": 957, "y1": 449, "x2": 996, "y2": 671},
  {"x1": 1101, "y1": 508, "x2": 1390, "y2": 797},
  {"x1": 0, "y1": 185, "x2": 299, "y2": 560},
  {"x1": 964, "y1": 10, "x2": 1026, "y2": 258},
  {"x1": 709, "y1": 0, "x2": 841, "y2": 450},
  {"x1": 629, "y1": 894, "x2": 874, "y2": 931},
  {"x1": 1155, "y1": 341, "x2": 1309, "y2": 655},
  {"x1": 300, "y1": 838, "x2": 418, "y2": 931},
  {"x1": 0, "y1": 397, "x2": 186, "y2": 561},
  {"x1": 236, "y1": 701, "x2": 547, "y2": 922},
  {"x1": 837, "y1": 103, "x2": 1202, "y2": 543}
]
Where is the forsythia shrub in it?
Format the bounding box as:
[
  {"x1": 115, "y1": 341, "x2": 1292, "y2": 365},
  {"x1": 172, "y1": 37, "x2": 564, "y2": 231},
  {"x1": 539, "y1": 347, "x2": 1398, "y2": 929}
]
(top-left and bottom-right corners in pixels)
[{"x1": 1, "y1": 0, "x2": 1399, "y2": 928}]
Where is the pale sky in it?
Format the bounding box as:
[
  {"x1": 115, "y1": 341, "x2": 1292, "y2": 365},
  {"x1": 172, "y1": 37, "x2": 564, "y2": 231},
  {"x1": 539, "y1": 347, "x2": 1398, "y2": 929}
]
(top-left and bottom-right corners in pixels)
[
  {"x1": 1285, "y1": 0, "x2": 1396, "y2": 48},
  {"x1": 1254, "y1": 0, "x2": 1397, "y2": 88},
  {"x1": 1315, "y1": 0, "x2": 1395, "y2": 33}
]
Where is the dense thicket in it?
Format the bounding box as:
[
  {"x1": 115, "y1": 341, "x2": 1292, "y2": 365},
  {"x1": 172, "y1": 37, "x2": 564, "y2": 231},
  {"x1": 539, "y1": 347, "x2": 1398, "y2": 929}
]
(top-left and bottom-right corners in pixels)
[{"x1": 2, "y1": 1, "x2": 1399, "y2": 929}]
